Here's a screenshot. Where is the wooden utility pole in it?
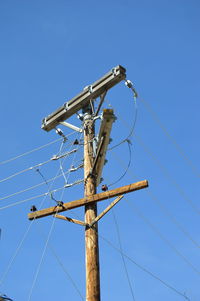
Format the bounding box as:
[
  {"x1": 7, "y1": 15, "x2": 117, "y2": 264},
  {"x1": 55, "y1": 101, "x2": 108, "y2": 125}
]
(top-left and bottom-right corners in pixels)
[
  {"x1": 83, "y1": 106, "x2": 100, "y2": 301},
  {"x1": 27, "y1": 66, "x2": 149, "y2": 301}
]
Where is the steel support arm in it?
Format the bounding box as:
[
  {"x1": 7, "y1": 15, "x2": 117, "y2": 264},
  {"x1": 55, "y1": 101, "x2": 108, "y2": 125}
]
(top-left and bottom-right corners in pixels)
[{"x1": 41, "y1": 65, "x2": 126, "y2": 131}]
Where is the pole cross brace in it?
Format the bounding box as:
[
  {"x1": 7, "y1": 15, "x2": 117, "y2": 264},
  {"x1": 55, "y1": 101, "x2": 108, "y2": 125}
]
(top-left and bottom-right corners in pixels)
[
  {"x1": 53, "y1": 195, "x2": 124, "y2": 227},
  {"x1": 89, "y1": 195, "x2": 124, "y2": 227},
  {"x1": 28, "y1": 180, "x2": 148, "y2": 220}
]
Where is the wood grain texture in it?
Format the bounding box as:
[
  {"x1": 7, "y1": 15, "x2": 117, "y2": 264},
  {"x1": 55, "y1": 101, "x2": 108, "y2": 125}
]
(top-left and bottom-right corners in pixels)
[
  {"x1": 28, "y1": 180, "x2": 148, "y2": 220},
  {"x1": 84, "y1": 112, "x2": 100, "y2": 301}
]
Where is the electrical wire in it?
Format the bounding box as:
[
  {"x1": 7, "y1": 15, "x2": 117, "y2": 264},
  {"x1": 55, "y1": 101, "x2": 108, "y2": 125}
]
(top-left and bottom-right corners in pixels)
[
  {"x1": 108, "y1": 139, "x2": 132, "y2": 188},
  {"x1": 0, "y1": 142, "x2": 79, "y2": 185},
  {"x1": 27, "y1": 208, "x2": 58, "y2": 301},
  {"x1": 108, "y1": 95, "x2": 138, "y2": 151},
  {"x1": 126, "y1": 200, "x2": 200, "y2": 277},
  {"x1": 66, "y1": 207, "x2": 190, "y2": 300},
  {"x1": 0, "y1": 139, "x2": 69, "y2": 287},
  {"x1": 147, "y1": 189, "x2": 200, "y2": 249},
  {"x1": 140, "y1": 97, "x2": 200, "y2": 178},
  {"x1": 41, "y1": 237, "x2": 84, "y2": 300},
  {"x1": 0, "y1": 222, "x2": 33, "y2": 287},
  {"x1": 110, "y1": 99, "x2": 200, "y2": 216},
  {"x1": 110, "y1": 149, "x2": 200, "y2": 253},
  {"x1": 98, "y1": 232, "x2": 190, "y2": 300},
  {"x1": 0, "y1": 159, "x2": 51, "y2": 184},
  {"x1": 0, "y1": 161, "x2": 83, "y2": 202},
  {"x1": 112, "y1": 209, "x2": 136, "y2": 300},
  {"x1": 135, "y1": 134, "x2": 200, "y2": 215},
  {"x1": 27, "y1": 133, "x2": 83, "y2": 300},
  {"x1": 0, "y1": 131, "x2": 77, "y2": 166},
  {"x1": 0, "y1": 188, "x2": 64, "y2": 211}
]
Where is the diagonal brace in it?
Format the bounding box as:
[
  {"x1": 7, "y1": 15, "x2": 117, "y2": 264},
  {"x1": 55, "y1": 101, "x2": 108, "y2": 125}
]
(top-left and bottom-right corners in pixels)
[
  {"x1": 54, "y1": 214, "x2": 87, "y2": 226},
  {"x1": 54, "y1": 195, "x2": 124, "y2": 228},
  {"x1": 89, "y1": 195, "x2": 124, "y2": 227},
  {"x1": 28, "y1": 180, "x2": 148, "y2": 220}
]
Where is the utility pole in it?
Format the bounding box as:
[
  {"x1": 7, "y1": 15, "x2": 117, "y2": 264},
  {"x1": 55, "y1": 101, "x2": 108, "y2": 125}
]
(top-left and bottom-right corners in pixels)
[
  {"x1": 28, "y1": 66, "x2": 149, "y2": 301},
  {"x1": 83, "y1": 106, "x2": 100, "y2": 301}
]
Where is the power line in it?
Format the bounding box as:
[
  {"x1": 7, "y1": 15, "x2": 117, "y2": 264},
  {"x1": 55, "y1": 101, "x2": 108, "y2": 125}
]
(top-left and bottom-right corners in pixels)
[
  {"x1": 65, "y1": 209, "x2": 190, "y2": 300},
  {"x1": 135, "y1": 134, "x2": 200, "y2": 215},
  {"x1": 147, "y1": 189, "x2": 200, "y2": 249},
  {"x1": 108, "y1": 156, "x2": 200, "y2": 279},
  {"x1": 110, "y1": 149, "x2": 200, "y2": 253},
  {"x1": 44, "y1": 240, "x2": 84, "y2": 300},
  {"x1": 0, "y1": 159, "x2": 51, "y2": 184},
  {"x1": 0, "y1": 145, "x2": 79, "y2": 184},
  {"x1": 108, "y1": 140, "x2": 132, "y2": 188},
  {"x1": 140, "y1": 97, "x2": 200, "y2": 178},
  {"x1": 126, "y1": 200, "x2": 200, "y2": 278},
  {"x1": 0, "y1": 161, "x2": 83, "y2": 202},
  {"x1": 0, "y1": 140, "x2": 70, "y2": 287},
  {"x1": 110, "y1": 104, "x2": 200, "y2": 216},
  {"x1": 112, "y1": 209, "x2": 136, "y2": 300},
  {"x1": 98, "y1": 231, "x2": 190, "y2": 300},
  {"x1": 0, "y1": 131, "x2": 77, "y2": 166},
  {"x1": 26, "y1": 132, "x2": 84, "y2": 300},
  {"x1": 27, "y1": 208, "x2": 58, "y2": 301},
  {"x1": 107, "y1": 93, "x2": 138, "y2": 151}
]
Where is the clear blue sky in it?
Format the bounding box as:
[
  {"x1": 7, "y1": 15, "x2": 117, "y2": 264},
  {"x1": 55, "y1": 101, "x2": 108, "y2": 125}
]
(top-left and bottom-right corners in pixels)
[{"x1": 0, "y1": 0, "x2": 200, "y2": 300}]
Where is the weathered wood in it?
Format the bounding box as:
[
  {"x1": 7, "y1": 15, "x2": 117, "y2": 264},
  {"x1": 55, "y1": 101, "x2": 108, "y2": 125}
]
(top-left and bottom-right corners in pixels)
[
  {"x1": 84, "y1": 110, "x2": 100, "y2": 301},
  {"x1": 54, "y1": 214, "x2": 86, "y2": 226},
  {"x1": 95, "y1": 109, "x2": 115, "y2": 185},
  {"x1": 90, "y1": 195, "x2": 124, "y2": 227},
  {"x1": 28, "y1": 180, "x2": 148, "y2": 220}
]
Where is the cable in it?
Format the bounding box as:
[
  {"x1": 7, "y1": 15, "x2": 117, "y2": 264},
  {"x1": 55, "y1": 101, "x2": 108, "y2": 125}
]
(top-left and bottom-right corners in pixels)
[
  {"x1": 66, "y1": 208, "x2": 190, "y2": 300},
  {"x1": 99, "y1": 232, "x2": 190, "y2": 300},
  {"x1": 108, "y1": 94, "x2": 138, "y2": 151},
  {"x1": 27, "y1": 131, "x2": 84, "y2": 300},
  {"x1": 140, "y1": 97, "x2": 200, "y2": 178},
  {"x1": 0, "y1": 187, "x2": 64, "y2": 211},
  {"x1": 112, "y1": 209, "x2": 136, "y2": 300},
  {"x1": 111, "y1": 101, "x2": 200, "y2": 216},
  {"x1": 108, "y1": 140, "x2": 132, "y2": 188},
  {"x1": 109, "y1": 149, "x2": 200, "y2": 253},
  {"x1": 0, "y1": 160, "x2": 83, "y2": 202},
  {"x1": 43, "y1": 238, "x2": 84, "y2": 300},
  {"x1": 147, "y1": 189, "x2": 200, "y2": 249},
  {"x1": 0, "y1": 140, "x2": 69, "y2": 287},
  {"x1": 27, "y1": 137, "x2": 74, "y2": 300},
  {"x1": 126, "y1": 200, "x2": 200, "y2": 277},
  {"x1": 0, "y1": 132, "x2": 78, "y2": 166},
  {"x1": 27, "y1": 208, "x2": 58, "y2": 301},
  {"x1": 0, "y1": 159, "x2": 51, "y2": 184},
  {"x1": 0, "y1": 222, "x2": 33, "y2": 287},
  {"x1": 0, "y1": 143, "x2": 78, "y2": 184},
  {"x1": 106, "y1": 148, "x2": 200, "y2": 277},
  {"x1": 135, "y1": 134, "x2": 200, "y2": 215}
]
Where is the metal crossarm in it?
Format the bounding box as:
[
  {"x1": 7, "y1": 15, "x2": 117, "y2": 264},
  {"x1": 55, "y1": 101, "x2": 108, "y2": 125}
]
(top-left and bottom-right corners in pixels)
[{"x1": 41, "y1": 65, "x2": 126, "y2": 131}]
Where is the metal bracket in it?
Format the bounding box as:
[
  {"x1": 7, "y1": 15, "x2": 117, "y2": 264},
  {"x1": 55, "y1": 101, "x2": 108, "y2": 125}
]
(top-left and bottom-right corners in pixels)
[{"x1": 59, "y1": 121, "x2": 83, "y2": 133}]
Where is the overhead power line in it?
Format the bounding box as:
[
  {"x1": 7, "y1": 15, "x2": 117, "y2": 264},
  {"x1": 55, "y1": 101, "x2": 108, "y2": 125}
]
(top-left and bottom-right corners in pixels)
[
  {"x1": 110, "y1": 150, "x2": 200, "y2": 253},
  {"x1": 140, "y1": 97, "x2": 200, "y2": 178},
  {"x1": 0, "y1": 131, "x2": 77, "y2": 166},
  {"x1": 126, "y1": 200, "x2": 200, "y2": 278},
  {"x1": 98, "y1": 232, "x2": 190, "y2": 300}
]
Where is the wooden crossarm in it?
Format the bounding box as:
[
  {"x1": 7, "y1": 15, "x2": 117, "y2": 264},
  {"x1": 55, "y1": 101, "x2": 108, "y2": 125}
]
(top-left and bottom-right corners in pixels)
[{"x1": 28, "y1": 180, "x2": 148, "y2": 220}]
